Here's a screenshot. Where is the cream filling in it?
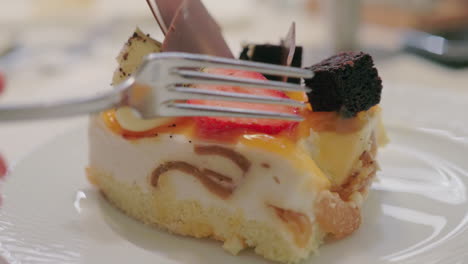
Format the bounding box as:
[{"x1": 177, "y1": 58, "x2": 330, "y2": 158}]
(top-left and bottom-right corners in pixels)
[{"x1": 88, "y1": 116, "x2": 329, "y2": 252}]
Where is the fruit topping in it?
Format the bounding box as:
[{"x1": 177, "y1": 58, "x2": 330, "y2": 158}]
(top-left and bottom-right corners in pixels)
[
  {"x1": 188, "y1": 69, "x2": 299, "y2": 136},
  {"x1": 304, "y1": 52, "x2": 382, "y2": 118}
]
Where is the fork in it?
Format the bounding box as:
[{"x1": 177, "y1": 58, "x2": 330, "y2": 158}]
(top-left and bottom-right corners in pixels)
[{"x1": 0, "y1": 52, "x2": 313, "y2": 122}]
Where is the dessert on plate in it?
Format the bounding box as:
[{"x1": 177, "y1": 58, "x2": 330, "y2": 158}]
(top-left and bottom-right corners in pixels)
[{"x1": 87, "y1": 0, "x2": 388, "y2": 263}]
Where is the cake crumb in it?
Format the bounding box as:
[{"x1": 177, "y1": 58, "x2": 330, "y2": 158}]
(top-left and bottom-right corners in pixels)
[
  {"x1": 261, "y1": 163, "x2": 270, "y2": 169},
  {"x1": 223, "y1": 236, "x2": 246, "y2": 255},
  {"x1": 273, "y1": 176, "x2": 280, "y2": 184},
  {"x1": 85, "y1": 167, "x2": 98, "y2": 185}
]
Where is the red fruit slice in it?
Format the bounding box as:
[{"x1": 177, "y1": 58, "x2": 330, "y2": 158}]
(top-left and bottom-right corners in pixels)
[
  {"x1": 0, "y1": 154, "x2": 7, "y2": 179},
  {"x1": 0, "y1": 72, "x2": 5, "y2": 95},
  {"x1": 188, "y1": 69, "x2": 299, "y2": 135}
]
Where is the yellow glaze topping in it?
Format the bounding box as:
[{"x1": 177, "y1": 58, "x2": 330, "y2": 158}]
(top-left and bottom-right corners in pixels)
[
  {"x1": 303, "y1": 107, "x2": 381, "y2": 185},
  {"x1": 313, "y1": 118, "x2": 376, "y2": 185}
]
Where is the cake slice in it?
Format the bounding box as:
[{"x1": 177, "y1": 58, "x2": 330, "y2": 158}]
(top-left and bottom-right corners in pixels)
[
  {"x1": 87, "y1": 0, "x2": 387, "y2": 262},
  {"x1": 87, "y1": 23, "x2": 387, "y2": 262}
]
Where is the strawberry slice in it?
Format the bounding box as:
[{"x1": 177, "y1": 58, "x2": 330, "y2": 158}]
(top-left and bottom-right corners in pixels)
[{"x1": 188, "y1": 69, "x2": 299, "y2": 135}]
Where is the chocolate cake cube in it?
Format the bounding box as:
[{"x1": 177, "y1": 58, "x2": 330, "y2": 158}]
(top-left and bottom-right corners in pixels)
[{"x1": 305, "y1": 52, "x2": 382, "y2": 118}]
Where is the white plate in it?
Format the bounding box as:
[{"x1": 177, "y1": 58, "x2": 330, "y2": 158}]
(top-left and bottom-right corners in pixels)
[{"x1": 1, "y1": 122, "x2": 468, "y2": 264}]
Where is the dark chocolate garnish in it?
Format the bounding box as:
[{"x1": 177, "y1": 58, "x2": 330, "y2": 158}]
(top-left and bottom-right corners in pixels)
[
  {"x1": 239, "y1": 44, "x2": 303, "y2": 84},
  {"x1": 162, "y1": 0, "x2": 234, "y2": 58},
  {"x1": 304, "y1": 52, "x2": 382, "y2": 118}
]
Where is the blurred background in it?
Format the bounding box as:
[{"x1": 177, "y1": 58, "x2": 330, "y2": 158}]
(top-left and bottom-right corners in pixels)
[{"x1": 0, "y1": 0, "x2": 467, "y2": 162}]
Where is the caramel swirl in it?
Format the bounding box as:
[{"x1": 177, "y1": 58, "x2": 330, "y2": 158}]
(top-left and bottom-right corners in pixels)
[
  {"x1": 194, "y1": 145, "x2": 251, "y2": 174},
  {"x1": 269, "y1": 205, "x2": 312, "y2": 248},
  {"x1": 151, "y1": 146, "x2": 251, "y2": 199},
  {"x1": 151, "y1": 161, "x2": 236, "y2": 199}
]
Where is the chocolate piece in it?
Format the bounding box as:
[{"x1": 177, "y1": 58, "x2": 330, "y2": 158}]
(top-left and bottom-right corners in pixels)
[
  {"x1": 281, "y1": 23, "x2": 297, "y2": 67},
  {"x1": 305, "y1": 52, "x2": 382, "y2": 118},
  {"x1": 151, "y1": 0, "x2": 183, "y2": 34},
  {"x1": 162, "y1": 0, "x2": 234, "y2": 58},
  {"x1": 239, "y1": 44, "x2": 303, "y2": 84}
]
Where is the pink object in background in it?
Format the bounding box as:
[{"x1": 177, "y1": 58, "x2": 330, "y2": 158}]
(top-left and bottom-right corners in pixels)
[
  {"x1": 0, "y1": 72, "x2": 5, "y2": 95},
  {"x1": 0, "y1": 72, "x2": 6, "y2": 179},
  {"x1": 0, "y1": 155, "x2": 6, "y2": 179}
]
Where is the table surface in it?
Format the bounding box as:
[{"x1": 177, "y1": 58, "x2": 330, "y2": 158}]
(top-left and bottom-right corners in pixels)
[{"x1": 0, "y1": 0, "x2": 467, "y2": 167}]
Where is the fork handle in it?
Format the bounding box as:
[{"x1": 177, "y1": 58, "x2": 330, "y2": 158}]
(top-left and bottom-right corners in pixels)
[{"x1": 0, "y1": 88, "x2": 124, "y2": 122}]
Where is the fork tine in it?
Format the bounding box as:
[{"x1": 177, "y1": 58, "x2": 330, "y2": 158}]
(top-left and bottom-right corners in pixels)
[
  {"x1": 174, "y1": 69, "x2": 311, "y2": 92},
  {"x1": 163, "y1": 102, "x2": 303, "y2": 121},
  {"x1": 168, "y1": 86, "x2": 305, "y2": 107},
  {"x1": 146, "y1": 52, "x2": 314, "y2": 79}
]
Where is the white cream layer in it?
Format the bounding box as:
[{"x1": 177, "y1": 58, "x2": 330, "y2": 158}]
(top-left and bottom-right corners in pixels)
[{"x1": 88, "y1": 116, "x2": 330, "y2": 254}]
